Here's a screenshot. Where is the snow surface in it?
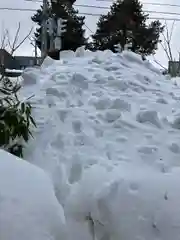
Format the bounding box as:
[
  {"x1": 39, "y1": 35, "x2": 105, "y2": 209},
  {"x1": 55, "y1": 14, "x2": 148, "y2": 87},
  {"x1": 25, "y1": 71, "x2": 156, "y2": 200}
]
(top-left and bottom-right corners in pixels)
[
  {"x1": 0, "y1": 150, "x2": 66, "y2": 240},
  {"x1": 5, "y1": 69, "x2": 23, "y2": 73},
  {"x1": 20, "y1": 47, "x2": 180, "y2": 239}
]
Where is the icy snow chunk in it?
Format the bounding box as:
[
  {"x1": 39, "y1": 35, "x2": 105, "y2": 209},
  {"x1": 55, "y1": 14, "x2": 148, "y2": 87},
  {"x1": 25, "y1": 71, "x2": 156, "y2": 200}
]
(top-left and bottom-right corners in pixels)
[
  {"x1": 122, "y1": 50, "x2": 143, "y2": 65},
  {"x1": 107, "y1": 75, "x2": 116, "y2": 81},
  {"x1": 60, "y1": 50, "x2": 75, "y2": 59},
  {"x1": 22, "y1": 68, "x2": 40, "y2": 85},
  {"x1": 94, "y1": 74, "x2": 107, "y2": 84},
  {"x1": 75, "y1": 46, "x2": 86, "y2": 57},
  {"x1": 104, "y1": 64, "x2": 120, "y2": 71},
  {"x1": 103, "y1": 110, "x2": 121, "y2": 123},
  {"x1": 110, "y1": 98, "x2": 131, "y2": 111},
  {"x1": 136, "y1": 110, "x2": 161, "y2": 128},
  {"x1": 92, "y1": 55, "x2": 105, "y2": 64},
  {"x1": 94, "y1": 97, "x2": 111, "y2": 110},
  {"x1": 41, "y1": 56, "x2": 55, "y2": 68},
  {"x1": 108, "y1": 79, "x2": 129, "y2": 91},
  {"x1": 116, "y1": 136, "x2": 128, "y2": 142},
  {"x1": 46, "y1": 87, "x2": 64, "y2": 98},
  {"x1": 70, "y1": 73, "x2": 89, "y2": 89},
  {"x1": 0, "y1": 150, "x2": 66, "y2": 240}
]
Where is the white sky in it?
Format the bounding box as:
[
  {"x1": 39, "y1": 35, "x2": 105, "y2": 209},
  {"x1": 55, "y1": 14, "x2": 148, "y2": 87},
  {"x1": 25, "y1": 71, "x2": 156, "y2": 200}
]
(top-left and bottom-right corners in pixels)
[{"x1": 0, "y1": 0, "x2": 180, "y2": 67}]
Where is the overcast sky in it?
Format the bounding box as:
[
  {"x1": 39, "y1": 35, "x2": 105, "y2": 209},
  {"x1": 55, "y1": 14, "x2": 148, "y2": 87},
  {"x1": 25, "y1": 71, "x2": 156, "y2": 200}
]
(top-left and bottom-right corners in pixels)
[{"x1": 0, "y1": 0, "x2": 180, "y2": 67}]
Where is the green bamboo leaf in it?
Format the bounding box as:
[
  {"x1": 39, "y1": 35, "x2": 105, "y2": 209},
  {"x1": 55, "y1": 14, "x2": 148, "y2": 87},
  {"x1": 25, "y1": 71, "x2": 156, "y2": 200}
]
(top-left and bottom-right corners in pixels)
[
  {"x1": 21, "y1": 103, "x2": 25, "y2": 114},
  {"x1": 30, "y1": 116, "x2": 36, "y2": 127},
  {"x1": 0, "y1": 89, "x2": 11, "y2": 95}
]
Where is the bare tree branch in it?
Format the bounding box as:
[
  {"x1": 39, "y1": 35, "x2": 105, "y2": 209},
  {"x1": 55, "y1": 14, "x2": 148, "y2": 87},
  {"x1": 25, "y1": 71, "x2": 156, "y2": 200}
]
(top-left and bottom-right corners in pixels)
[
  {"x1": 160, "y1": 40, "x2": 170, "y2": 60},
  {"x1": 0, "y1": 23, "x2": 33, "y2": 82},
  {"x1": 10, "y1": 22, "x2": 21, "y2": 55},
  {"x1": 169, "y1": 20, "x2": 175, "y2": 42},
  {"x1": 13, "y1": 29, "x2": 33, "y2": 54},
  {"x1": 163, "y1": 21, "x2": 173, "y2": 61},
  {"x1": 6, "y1": 30, "x2": 13, "y2": 51},
  {"x1": 153, "y1": 56, "x2": 167, "y2": 70},
  {"x1": 160, "y1": 20, "x2": 176, "y2": 64},
  {"x1": 1, "y1": 23, "x2": 33, "y2": 56},
  {"x1": 1, "y1": 29, "x2": 8, "y2": 50}
]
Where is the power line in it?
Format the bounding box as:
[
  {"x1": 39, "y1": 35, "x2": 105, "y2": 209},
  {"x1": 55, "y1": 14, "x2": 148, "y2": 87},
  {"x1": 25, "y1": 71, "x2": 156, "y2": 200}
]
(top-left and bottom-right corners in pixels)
[
  {"x1": 1, "y1": 6, "x2": 180, "y2": 17},
  {"x1": 1, "y1": 6, "x2": 180, "y2": 21},
  {"x1": 75, "y1": 5, "x2": 180, "y2": 17},
  {"x1": 23, "y1": 1, "x2": 180, "y2": 18},
  {"x1": 78, "y1": 12, "x2": 180, "y2": 21},
  {"x1": 25, "y1": 0, "x2": 109, "y2": 9},
  {"x1": 144, "y1": 2, "x2": 180, "y2": 8},
  {"x1": 25, "y1": 0, "x2": 180, "y2": 8},
  {"x1": 21, "y1": 1, "x2": 180, "y2": 34},
  {"x1": 96, "y1": 0, "x2": 180, "y2": 8},
  {"x1": 25, "y1": 0, "x2": 180, "y2": 10},
  {"x1": 146, "y1": 10, "x2": 180, "y2": 16},
  {"x1": 84, "y1": 24, "x2": 94, "y2": 34},
  {"x1": 0, "y1": 7, "x2": 36, "y2": 12}
]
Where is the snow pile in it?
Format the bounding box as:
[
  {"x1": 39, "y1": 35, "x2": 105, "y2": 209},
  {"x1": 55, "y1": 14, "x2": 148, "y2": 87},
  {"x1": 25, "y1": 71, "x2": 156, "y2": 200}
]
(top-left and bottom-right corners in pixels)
[
  {"x1": 21, "y1": 48, "x2": 180, "y2": 239},
  {"x1": 0, "y1": 150, "x2": 66, "y2": 240}
]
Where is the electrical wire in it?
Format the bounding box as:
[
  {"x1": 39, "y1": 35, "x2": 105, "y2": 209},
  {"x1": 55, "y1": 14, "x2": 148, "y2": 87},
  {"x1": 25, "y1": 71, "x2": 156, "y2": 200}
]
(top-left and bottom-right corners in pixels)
[
  {"x1": 1, "y1": 5, "x2": 180, "y2": 21},
  {"x1": 96, "y1": 0, "x2": 180, "y2": 8}
]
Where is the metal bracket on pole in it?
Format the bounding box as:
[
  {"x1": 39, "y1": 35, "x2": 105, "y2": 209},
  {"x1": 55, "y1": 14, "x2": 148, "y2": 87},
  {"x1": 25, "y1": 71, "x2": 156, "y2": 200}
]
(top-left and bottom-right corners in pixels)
[
  {"x1": 54, "y1": 18, "x2": 67, "y2": 51},
  {"x1": 47, "y1": 17, "x2": 56, "y2": 51}
]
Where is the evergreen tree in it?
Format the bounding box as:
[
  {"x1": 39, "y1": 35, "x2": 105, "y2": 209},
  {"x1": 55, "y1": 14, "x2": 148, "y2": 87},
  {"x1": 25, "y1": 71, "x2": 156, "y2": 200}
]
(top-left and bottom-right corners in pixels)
[
  {"x1": 31, "y1": 0, "x2": 87, "y2": 57},
  {"x1": 91, "y1": 0, "x2": 164, "y2": 56}
]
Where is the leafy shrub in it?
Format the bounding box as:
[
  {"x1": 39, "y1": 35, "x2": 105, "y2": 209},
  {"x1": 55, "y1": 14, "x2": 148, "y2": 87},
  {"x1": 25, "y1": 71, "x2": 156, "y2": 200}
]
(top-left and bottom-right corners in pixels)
[{"x1": 0, "y1": 75, "x2": 36, "y2": 158}]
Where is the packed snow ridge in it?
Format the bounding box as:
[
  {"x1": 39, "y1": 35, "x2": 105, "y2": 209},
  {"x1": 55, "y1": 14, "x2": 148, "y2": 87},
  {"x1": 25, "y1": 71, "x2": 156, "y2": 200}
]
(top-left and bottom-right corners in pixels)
[
  {"x1": 0, "y1": 150, "x2": 66, "y2": 240},
  {"x1": 3, "y1": 47, "x2": 180, "y2": 240}
]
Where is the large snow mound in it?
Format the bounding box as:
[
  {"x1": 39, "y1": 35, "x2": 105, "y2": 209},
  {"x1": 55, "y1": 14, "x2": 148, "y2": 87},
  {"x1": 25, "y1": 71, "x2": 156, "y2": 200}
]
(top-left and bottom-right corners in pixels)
[
  {"x1": 0, "y1": 150, "x2": 66, "y2": 240},
  {"x1": 22, "y1": 48, "x2": 180, "y2": 239}
]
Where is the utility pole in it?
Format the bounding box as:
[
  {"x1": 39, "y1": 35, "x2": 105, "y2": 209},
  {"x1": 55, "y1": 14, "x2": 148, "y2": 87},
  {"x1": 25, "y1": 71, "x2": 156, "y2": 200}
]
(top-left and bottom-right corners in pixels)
[
  {"x1": 35, "y1": 40, "x2": 38, "y2": 65},
  {"x1": 41, "y1": 0, "x2": 48, "y2": 61},
  {"x1": 45, "y1": 0, "x2": 68, "y2": 60},
  {"x1": 29, "y1": 37, "x2": 38, "y2": 65},
  {"x1": 48, "y1": 18, "x2": 55, "y2": 52}
]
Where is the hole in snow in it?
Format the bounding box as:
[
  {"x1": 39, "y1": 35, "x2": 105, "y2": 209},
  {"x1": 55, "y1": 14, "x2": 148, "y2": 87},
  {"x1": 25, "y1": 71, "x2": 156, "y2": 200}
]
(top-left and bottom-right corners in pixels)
[
  {"x1": 57, "y1": 109, "x2": 69, "y2": 122},
  {"x1": 156, "y1": 97, "x2": 168, "y2": 104},
  {"x1": 69, "y1": 162, "x2": 82, "y2": 184},
  {"x1": 137, "y1": 145, "x2": 158, "y2": 154},
  {"x1": 129, "y1": 182, "x2": 139, "y2": 192},
  {"x1": 168, "y1": 142, "x2": 180, "y2": 154},
  {"x1": 72, "y1": 120, "x2": 82, "y2": 133}
]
